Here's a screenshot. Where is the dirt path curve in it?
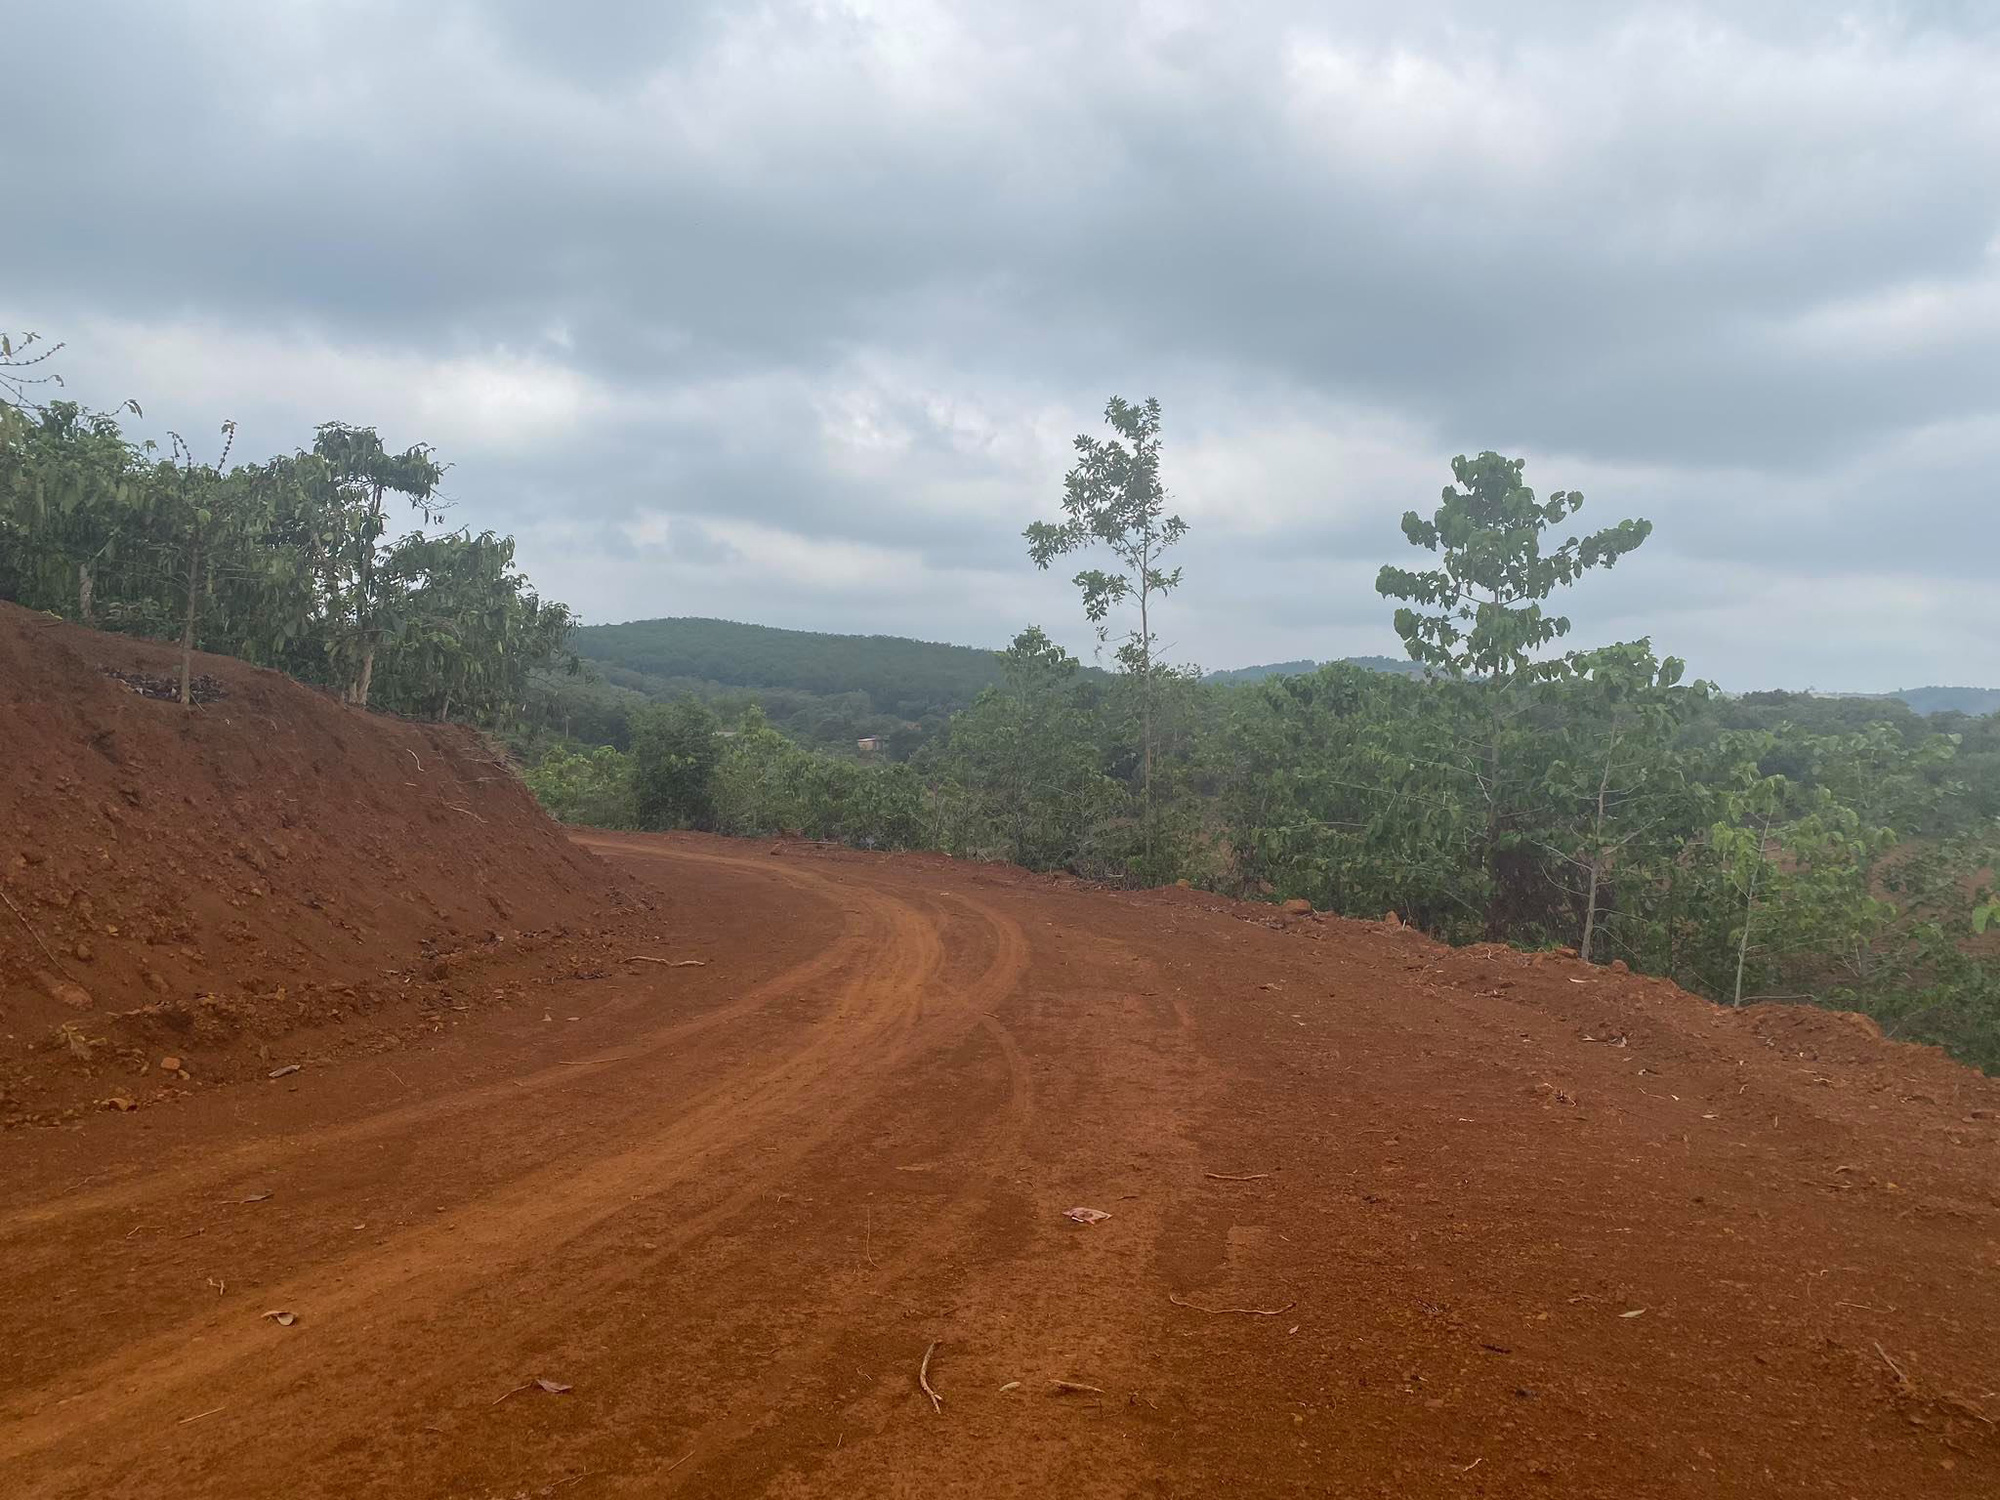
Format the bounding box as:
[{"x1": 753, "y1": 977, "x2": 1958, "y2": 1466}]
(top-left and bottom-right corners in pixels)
[{"x1": 3, "y1": 834, "x2": 1996, "y2": 1498}]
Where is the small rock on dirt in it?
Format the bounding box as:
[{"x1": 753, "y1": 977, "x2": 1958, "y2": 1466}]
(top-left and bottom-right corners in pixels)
[
  {"x1": 37, "y1": 972, "x2": 94, "y2": 1010},
  {"x1": 1281, "y1": 898, "x2": 1313, "y2": 916},
  {"x1": 160, "y1": 1056, "x2": 183, "y2": 1073}
]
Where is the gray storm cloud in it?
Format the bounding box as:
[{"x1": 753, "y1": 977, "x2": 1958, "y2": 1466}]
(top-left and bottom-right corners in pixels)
[{"x1": 5, "y1": 0, "x2": 1995, "y2": 689}]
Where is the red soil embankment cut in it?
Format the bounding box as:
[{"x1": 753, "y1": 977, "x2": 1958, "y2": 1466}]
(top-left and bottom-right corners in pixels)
[{"x1": 0, "y1": 602, "x2": 632, "y2": 1124}]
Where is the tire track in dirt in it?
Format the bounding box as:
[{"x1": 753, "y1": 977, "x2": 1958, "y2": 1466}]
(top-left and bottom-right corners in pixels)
[
  {"x1": 0, "y1": 849, "x2": 859, "y2": 1398},
  {"x1": 628, "y1": 886, "x2": 1040, "y2": 1490},
  {"x1": 0, "y1": 850, "x2": 855, "y2": 1243},
  {"x1": 0, "y1": 847, "x2": 1003, "y2": 1489},
  {"x1": 11, "y1": 837, "x2": 1997, "y2": 1498},
  {"x1": 704, "y1": 881, "x2": 1218, "y2": 1499}
]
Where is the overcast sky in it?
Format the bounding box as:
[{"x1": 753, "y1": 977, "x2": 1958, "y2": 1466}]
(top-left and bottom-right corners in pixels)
[{"x1": 7, "y1": 1, "x2": 1996, "y2": 689}]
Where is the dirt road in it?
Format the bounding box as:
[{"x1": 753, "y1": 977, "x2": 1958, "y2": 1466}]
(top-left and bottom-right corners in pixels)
[{"x1": 4, "y1": 834, "x2": 1996, "y2": 1497}]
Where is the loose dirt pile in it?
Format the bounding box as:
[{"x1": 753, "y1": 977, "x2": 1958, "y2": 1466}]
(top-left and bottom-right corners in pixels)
[{"x1": 0, "y1": 603, "x2": 633, "y2": 1125}]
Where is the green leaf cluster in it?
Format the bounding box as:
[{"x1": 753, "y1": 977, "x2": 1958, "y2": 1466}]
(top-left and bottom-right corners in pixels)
[{"x1": 1, "y1": 389, "x2": 575, "y2": 726}]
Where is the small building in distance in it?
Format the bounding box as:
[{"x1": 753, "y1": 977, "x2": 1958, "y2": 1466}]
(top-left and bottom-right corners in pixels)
[{"x1": 857, "y1": 735, "x2": 883, "y2": 755}]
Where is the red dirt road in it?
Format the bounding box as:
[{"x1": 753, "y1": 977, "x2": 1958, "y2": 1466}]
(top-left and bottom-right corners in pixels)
[{"x1": 3, "y1": 833, "x2": 1997, "y2": 1497}]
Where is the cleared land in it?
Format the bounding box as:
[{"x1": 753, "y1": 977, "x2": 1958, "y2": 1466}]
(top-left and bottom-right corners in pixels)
[{"x1": 3, "y1": 609, "x2": 1997, "y2": 1497}]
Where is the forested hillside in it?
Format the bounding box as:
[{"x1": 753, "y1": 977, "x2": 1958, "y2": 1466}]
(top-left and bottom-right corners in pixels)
[
  {"x1": 1205, "y1": 655, "x2": 1426, "y2": 685},
  {"x1": 576, "y1": 617, "x2": 1005, "y2": 707},
  {"x1": 561, "y1": 622, "x2": 1445, "y2": 751},
  {"x1": 1879, "y1": 685, "x2": 2000, "y2": 716},
  {"x1": 562, "y1": 617, "x2": 1020, "y2": 754}
]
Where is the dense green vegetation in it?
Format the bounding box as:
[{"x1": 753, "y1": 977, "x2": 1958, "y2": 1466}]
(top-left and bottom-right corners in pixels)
[
  {"x1": 528, "y1": 401, "x2": 1999, "y2": 1071},
  {"x1": 552, "y1": 619, "x2": 1442, "y2": 758},
  {"x1": 554, "y1": 616, "x2": 1022, "y2": 756},
  {"x1": 1, "y1": 337, "x2": 575, "y2": 722}
]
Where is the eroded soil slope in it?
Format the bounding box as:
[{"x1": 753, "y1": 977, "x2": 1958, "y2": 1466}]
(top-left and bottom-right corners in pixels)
[
  {"x1": 3, "y1": 833, "x2": 1996, "y2": 1499},
  {"x1": 0, "y1": 603, "x2": 632, "y2": 1124}
]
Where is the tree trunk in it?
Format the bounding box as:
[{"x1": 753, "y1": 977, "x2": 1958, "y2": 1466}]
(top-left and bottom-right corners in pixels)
[
  {"x1": 78, "y1": 561, "x2": 95, "y2": 629},
  {"x1": 1139, "y1": 585, "x2": 1153, "y2": 790},
  {"x1": 1482, "y1": 693, "x2": 1506, "y2": 938},
  {"x1": 1580, "y1": 858, "x2": 1602, "y2": 963},
  {"x1": 178, "y1": 533, "x2": 201, "y2": 708},
  {"x1": 349, "y1": 481, "x2": 385, "y2": 708},
  {"x1": 1579, "y1": 751, "x2": 1614, "y2": 963},
  {"x1": 1731, "y1": 813, "x2": 1772, "y2": 1006},
  {"x1": 1009, "y1": 717, "x2": 1027, "y2": 865},
  {"x1": 1731, "y1": 887, "x2": 1755, "y2": 1006},
  {"x1": 1139, "y1": 579, "x2": 1154, "y2": 871}
]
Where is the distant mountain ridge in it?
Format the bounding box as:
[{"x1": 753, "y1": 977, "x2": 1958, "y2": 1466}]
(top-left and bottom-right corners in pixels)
[
  {"x1": 1207, "y1": 660, "x2": 1997, "y2": 715},
  {"x1": 1856, "y1": 686, "x2": 2000, "y2": 717},
  {"x1": 574, "y1": 617, "x2": 1006, "y2": 717},
  {"x1": 1203, "y1": 656, "x2": 1426, "y2": 685},
  {"x1": 569, "y1": 621, "x2": 1996, "y2": 752},
  {"x1": 577, "y1": 620, "x2": 1435, "y2": 709}
]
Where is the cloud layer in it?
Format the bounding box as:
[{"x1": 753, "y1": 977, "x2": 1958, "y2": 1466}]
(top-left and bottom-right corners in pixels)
[{"x1": 7, "y1": 1, "x2": 1996, "y2": 688}]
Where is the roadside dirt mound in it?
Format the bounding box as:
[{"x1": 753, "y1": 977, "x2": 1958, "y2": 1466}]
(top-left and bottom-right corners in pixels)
[
  {"x1": 0, "y1": 603, "x2": 634, "y2": 1125},
  {"x1": 1134, "y1": 877, "x2": 2000, "y2": 1099}
]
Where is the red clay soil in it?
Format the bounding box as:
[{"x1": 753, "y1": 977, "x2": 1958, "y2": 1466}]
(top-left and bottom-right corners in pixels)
[
  {"x1": 0, "y1": 602, "x2": 636, "y2": 1125},
  {"x1": 2, "y1": 817, "x2": 1997, "y2": 1497},
  {"x1": 5, "y1": 612, "x2": 1999, "y2": 1494}
]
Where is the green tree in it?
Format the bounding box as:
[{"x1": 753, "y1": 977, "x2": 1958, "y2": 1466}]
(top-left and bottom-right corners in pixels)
[
  {"x1": 1376, "y1": 452, "x2": 1653, "y2": 682},
  {"x1": 710, "y1": 707, "x2": 810, "y2": 835},
  {"x1": 290, "y1": 423, "x2": 447, "y2": 706},
  {"x1": 1526, "y1": 642, "x2": 1713, "y2": 962},
  {"x1": 927, "y1": 626, "x2": 1117, "y2": 869},
  {"x1": 0, "y1": 400, "x2": 147, "y2": 625},
  {"x1": 371, "y1": 529, "x2": 579, "y2": 724},
  {"x1": 524, "y1": 745, "x2": 638, "y2": 829},
  {"x1": 149, "y1": 422, "x2": 249, "y2": 705},
  {"x1": 0, "y1": 333, "x2": 101, "y2": 444},
  {"x1": 1217, "y1": 664, "x2": 1490, "y2": 934},
  {"x1": 630, "y1": 697, "x2": 725, "y2": 829},
  {"x1": 1374, "y1": 453, "x2": 1655, "y2": 934},
  {"x1": 1026, "y1": 396, "x2": 1188, "y2": 815}
]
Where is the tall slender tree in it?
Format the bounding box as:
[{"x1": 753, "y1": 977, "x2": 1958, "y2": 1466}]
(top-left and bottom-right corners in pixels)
[
  {"x1": 153, "y1": 421, "x2": 243, "y2": 705},
  {"x1": 1025, "y1": 396, "x2": 1188, "y2": 848}
]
